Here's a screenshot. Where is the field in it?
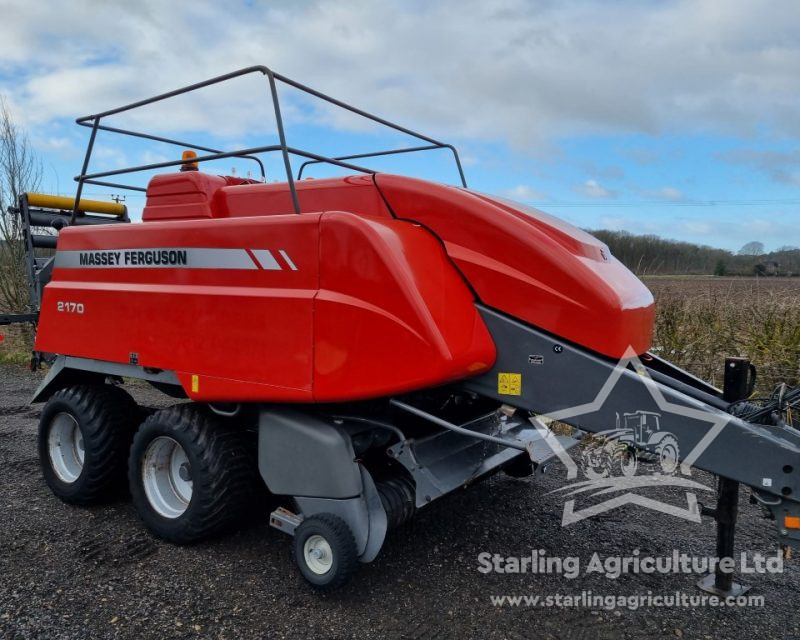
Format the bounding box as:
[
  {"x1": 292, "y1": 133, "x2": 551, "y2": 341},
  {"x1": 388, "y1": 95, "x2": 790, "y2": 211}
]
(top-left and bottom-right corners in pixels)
[
  {"x1": 644, "y1": 277, "x2": 800, "y2": 394},
  {"x1": 0, "y1": 322, "x2": 33, "y2": 366}
]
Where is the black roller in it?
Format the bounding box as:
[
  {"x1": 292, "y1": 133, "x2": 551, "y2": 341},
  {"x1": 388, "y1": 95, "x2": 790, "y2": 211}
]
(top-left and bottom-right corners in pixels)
[
  {"x1": 32, "y1": 234, "x2": 58, "y2": 248},
  {"x1": 377, "y1": 476, "x2": 416, "y2": 530}
]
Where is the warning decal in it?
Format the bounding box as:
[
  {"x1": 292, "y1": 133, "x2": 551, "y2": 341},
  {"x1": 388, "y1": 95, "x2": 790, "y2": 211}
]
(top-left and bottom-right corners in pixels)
[{"x1": 497, "y1": 372, "x2": 522, "y2": 396}]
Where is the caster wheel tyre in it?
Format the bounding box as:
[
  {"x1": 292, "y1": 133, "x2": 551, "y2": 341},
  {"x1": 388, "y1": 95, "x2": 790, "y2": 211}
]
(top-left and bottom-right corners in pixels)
[{"x1": 293, "y1": 513, "x2": 359, "y2": 591}]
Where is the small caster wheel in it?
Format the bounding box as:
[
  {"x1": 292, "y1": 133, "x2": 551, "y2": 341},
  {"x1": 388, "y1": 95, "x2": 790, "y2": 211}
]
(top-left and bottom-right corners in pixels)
[{"x1": 293, "y1": 513, "x2": 358, "y2": 591}]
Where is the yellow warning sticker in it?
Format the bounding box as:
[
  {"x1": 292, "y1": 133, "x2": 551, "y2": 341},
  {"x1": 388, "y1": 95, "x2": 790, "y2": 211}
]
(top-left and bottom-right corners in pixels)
[
  {"x1": 191, "y1": 374, "x2": 199, "y2": 393},
  {"x1": 497, "y1": 372, "x2": 522, "y2": 396}
]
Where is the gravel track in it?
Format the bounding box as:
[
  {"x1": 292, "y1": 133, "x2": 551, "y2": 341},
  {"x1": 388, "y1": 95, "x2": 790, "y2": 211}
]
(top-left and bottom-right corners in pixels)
[{"x1": 1, "y1": 364, "x2": 798, "y2": 640}]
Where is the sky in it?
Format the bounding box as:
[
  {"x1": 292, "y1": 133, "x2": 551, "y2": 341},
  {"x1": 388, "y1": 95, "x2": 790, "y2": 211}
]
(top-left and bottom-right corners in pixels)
[{"x1": 0, "y1": 0, "x2": 798, "y2": 252}]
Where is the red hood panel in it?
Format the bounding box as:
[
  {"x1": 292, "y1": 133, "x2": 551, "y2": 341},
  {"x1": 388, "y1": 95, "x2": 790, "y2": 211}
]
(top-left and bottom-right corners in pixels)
[{"x1": 374, "y1": 175, "x2": 655, "y2": 358}]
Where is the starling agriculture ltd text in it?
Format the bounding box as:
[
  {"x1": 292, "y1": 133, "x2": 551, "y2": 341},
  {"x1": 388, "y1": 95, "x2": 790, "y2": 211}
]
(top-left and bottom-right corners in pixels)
[{"x1": 477, "y1": 549, "x2": 784, "y2": 580}]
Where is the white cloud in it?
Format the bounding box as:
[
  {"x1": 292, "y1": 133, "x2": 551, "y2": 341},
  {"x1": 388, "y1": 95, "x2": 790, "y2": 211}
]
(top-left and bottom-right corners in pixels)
[
  {"x1": 641, "y1": 186, "x2": 683, "y2": 200},
  {"x1": 599, "y1": 215, "x2": 626, "y2": 230},
  {"x1": 0, "y1": 0, "x2": 799, "y2": 145},
  {"x1": 659, "y1": 187, "x2": 683, "y2": 201},
  {"x1": 682, "y1": 221, "x2": 713, "y2": 234},
  {"x1": 30, "y1": 135, "x2": 77, "y2": 159},
  {"x1": 580, "y1": 162, "x2": 625, "y2": 181},
  {"x1": 504, "y1": 184, "x2": 546, "y2": 201},
  {"x1": 91, "y1": 144, "x2": 128, "y2": 171},
  {"x1": 622, "y1": 147, "x2": 662, "y2": 166},
  {"x1": 742, "y1": 217, "x2": 779, "y2": 233},
  {"x1": 576, "y1": 179, "x2": 615, "y2": 198},
  {"x1": 141, "y1": 150, "x2": 169, "y2": 165}
]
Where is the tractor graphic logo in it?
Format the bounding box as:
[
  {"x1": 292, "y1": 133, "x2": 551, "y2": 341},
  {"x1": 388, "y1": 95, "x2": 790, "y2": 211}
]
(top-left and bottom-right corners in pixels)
[
  {"x1": 537, "y1": 348, "x2": 719, "y2": 525},
  {"x1": 580, "y1": 411, "x2": 680, "y2": 480}
]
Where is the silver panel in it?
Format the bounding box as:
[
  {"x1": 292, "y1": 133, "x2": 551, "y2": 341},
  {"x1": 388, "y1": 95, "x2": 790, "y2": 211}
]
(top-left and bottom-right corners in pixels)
[
  {"x1": 31, "y1": 354, "x2": 181, "y2": 403},
  {"x1": 387, "y1": 414, "x2": 580, "y2": 508},
  {"x1": 250, "y1": 249, "x2": 281, "y2": 270},
  {"x1": 258, "y1": 409, "x2": 362, "y2": 499},
  {"x1": 54, "y1": 247, "x2": 257, "y2": 269}
]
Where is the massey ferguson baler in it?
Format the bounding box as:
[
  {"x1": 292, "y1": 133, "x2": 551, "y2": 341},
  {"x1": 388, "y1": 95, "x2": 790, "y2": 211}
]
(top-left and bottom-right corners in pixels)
[{"x1": 4, "y1": 66, "x2": 800, "y2": 591}]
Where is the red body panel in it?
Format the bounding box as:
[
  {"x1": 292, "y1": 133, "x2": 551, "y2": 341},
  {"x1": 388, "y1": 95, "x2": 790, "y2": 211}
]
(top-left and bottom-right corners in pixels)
[
  {"x1": 374, "y1": 175, "x2": 655, "y2": 358},
  {"x1": 36, "y1": 208, "x2": 494, "y2": 402},
  {"x1": 216, "y1": 175, "x2": 391, "y2": 220},
  {"x1": 143, "y1": 173, "x2": 264, "y2": 221},
  {"x1": 37, "y1": 171, "x2": 654, "y2": 401},
  {"x1": 314, "y1": 212, "x2": 493, "y2": 400},
  {"x1": 143, "y1": 173, "x2": 389, "y2": 221},
  {"x1": 38, "y1": 216, "x2": 320, "y2": 400}
]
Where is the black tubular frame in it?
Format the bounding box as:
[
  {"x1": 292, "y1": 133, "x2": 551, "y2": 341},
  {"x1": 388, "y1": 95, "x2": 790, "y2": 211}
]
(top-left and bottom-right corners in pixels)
[{"x1": 73, "y1": 65, "x2": 468, "y2": 218}]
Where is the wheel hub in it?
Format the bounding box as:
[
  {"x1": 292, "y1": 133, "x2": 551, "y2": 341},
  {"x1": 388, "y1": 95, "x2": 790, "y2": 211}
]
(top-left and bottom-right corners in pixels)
[
  {"x1": 142, "y1": 436, "x2": 193, "y2": 519},
  {"x1": 47, "y1": 412, "x2": 84, "y2": 483},
  {"x1": 178, "y1": 462, "x2": 192, "y2": 482},
  {"x1": 303, "y1": 535, "x2": 333, "y2": 575}
]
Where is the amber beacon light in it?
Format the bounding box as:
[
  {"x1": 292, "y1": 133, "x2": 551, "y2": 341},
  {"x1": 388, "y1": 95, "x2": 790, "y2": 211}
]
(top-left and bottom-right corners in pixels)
[{"x1": 180, "y1": 150, "x2": 199, "y2": 172}]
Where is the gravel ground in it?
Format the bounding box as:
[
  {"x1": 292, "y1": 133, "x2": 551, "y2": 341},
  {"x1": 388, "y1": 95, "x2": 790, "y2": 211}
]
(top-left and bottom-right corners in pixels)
[{"x1": 1, "y1": 364, "x2": 799, "y2": 640}]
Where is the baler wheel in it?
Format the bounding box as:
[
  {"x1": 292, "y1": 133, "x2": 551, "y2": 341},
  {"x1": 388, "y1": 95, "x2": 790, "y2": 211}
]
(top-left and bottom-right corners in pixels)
[
  {"x1": 293, "y1": 513, "x2": 358, "y2": 591},
  {"x1": 38, "y1": 384, "x2": 139, "y2": 504},
  {"x1": 128, "y1": 404, "x2": 255, "y2": 544}
]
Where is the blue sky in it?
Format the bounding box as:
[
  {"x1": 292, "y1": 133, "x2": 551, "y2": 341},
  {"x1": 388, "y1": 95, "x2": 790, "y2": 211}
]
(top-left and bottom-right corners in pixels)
[{"x1": 1, "y1": 0, "x2": 798, "y2": 252}]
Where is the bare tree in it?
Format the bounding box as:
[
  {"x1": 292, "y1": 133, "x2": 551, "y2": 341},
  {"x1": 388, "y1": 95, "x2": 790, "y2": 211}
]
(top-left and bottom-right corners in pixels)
[
  {"x1": 0, "y1": 96, "x2": 42, "y2": 312},
  {"x1": 738, "y1": 240, "x2": 765, "y2": 256}
]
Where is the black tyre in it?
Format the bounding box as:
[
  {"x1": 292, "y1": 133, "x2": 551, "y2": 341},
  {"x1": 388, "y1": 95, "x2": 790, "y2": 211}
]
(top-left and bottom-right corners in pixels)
[
  {"x1": 293, "y1": 513, "x2": 359, "y2": 591},
  {"x1": 38, "y1": 384, "x2": 139, "y2": 505},
  {"x1": 128, "y1": 404, "x2": 255, "y2": 544}
]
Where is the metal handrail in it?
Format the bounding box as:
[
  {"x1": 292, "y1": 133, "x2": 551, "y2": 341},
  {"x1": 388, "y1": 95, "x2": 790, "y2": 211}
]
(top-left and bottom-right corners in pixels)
[
  {"x1": 78, "y1": 145, "x2": 374, "y2": 181},
  {"x1": 71, "y1": 65, "x2": 468, "y2": 221},
  {"x1": 77, "y1": 121, "x2": 267, "y2": 181},
  {"x1": 297, "y1": 144, "x2": 442, "y2": 180}
]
